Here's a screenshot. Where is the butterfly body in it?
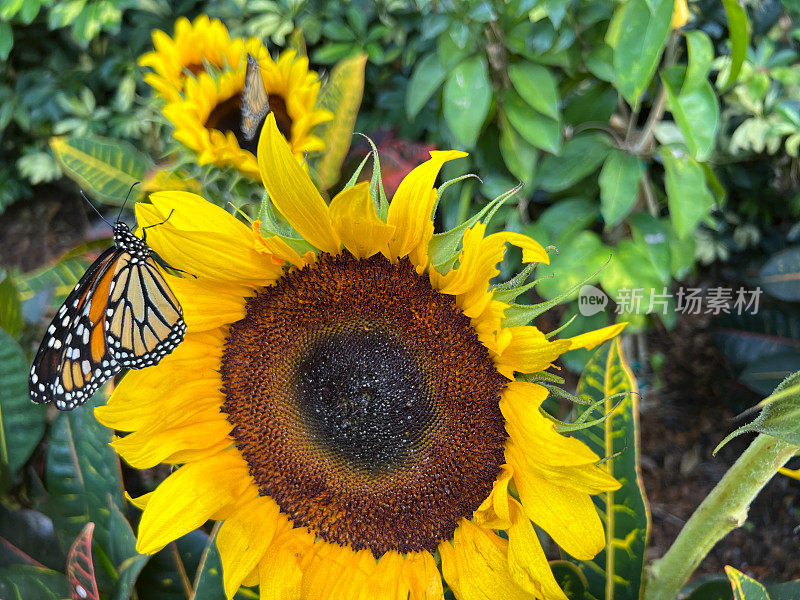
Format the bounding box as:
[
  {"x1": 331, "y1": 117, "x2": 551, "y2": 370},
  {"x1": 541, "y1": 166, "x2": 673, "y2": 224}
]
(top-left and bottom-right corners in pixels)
[{"x1": 30, "y1": 221, "x2": 186, "y2": 410}]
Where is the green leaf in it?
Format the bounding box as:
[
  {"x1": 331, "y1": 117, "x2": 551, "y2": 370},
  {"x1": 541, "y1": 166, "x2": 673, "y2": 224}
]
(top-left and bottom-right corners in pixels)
[
  {"x1": 49, "y1": 135, "x2": 150, "y2": 206},
  {"x1": 599, "y1": 149, "x2": 643, "y2": 227},
  {"x1": 406, "y1": 53, "x2": 446, "y2": 120},
  {"x1": 107, "y1": 503, "x2": 147, "y2": 600},
  {"x1": 550, "y1": 560, "x2": 589, "y2": 600},
  {"x1": 537, "y1": 132, "x2": 610, "y2": 192},
  {"x1": 0, "y1": 566, "x2": 70, "y2": 600},
  {"x1": 683, "y1": 30, "x2": 714, "y2": 94},
  {"x1": 45, "y1": 396, "x2": 124, "y2": 556},
  {"x1": 682, "y1": 575, "x2": 734, "y2": 600},
  {"x1": 0, "y1": 328, "x2": 45, "y2": 479},
  {"x1": 442, "y1": 56, "x2": 492, "y2": 148},
  {"x1": 629, "y1": 213, "x2": 672, "y2": 285},
  {"x1": 720, "y1": 0, "x2": 749, "y2": 89},
  {"x1": 499, "y1": 113, "x2": 537, "y2": 185},
  {"x1": 137, "y1": 530, "x2": 209, "y2": 600},
  {"x1": 569, "y1": 339, "x2": 650, "y2": 600},
  {"x1": 715, "y1": 370, "x2": 800, "y2": 452},
  {"x1": 110, "y1": 555, "x2": 149, "y2": 600},
  {"x1": 503, "y1": 88, "x2": 561, "y2": 154},
  {"x1": 725, "y1": 566, "x2": 771, "y2": 600},
  {"x1": 0, "y1": 21, "x2": 12, "y2": 61},
  {"x1": 507, "y1": 62, "x2": 560, "y2": 120},
  {"x1": 315, "y1": 53, "x2": 368, "y2": 190},
  {"x1": 757, "y1": 246, "x2": 800, "y2": 301},
  {"x1": 599, "y1": 238, "x2": 668, "y2": 303},
  {"x1": 66, "y1": 524, "x2": 100, "y2": 600},
  {"x1": 660, "y1": 147, "x2": 714, "y2": 239},
  {"x1": 0, "y1": 273, "x2": 23, "y2": 338},
  {"x1": 535, "y1": 231, "x2": 609, "y2": 301},
  {"x1": 608, "y1": 0, "x2": 673, "y2": 108},
  {"x1": 528, "y1": 197, "x2": 599, "y2": 246},
  {"x1": 661, "y1": 66, "x2": 720, "y2": 162}
]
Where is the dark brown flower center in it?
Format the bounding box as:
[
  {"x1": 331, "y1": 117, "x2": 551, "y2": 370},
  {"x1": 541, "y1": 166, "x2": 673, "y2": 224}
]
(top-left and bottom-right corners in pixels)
[
  {"x1": 220, "y1": 253, "x2": 507, "y2": 556},
  {"x1": 205, "y1": 93, "x2": 292, "y2": 155}
]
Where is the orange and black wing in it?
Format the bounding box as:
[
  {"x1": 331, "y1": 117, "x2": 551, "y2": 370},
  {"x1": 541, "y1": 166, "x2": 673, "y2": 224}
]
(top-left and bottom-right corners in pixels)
[
  {"x1": 241, "y1": 53, "x2": 270, "y2": 141},
  {"x1": 29, "y1": 246, "x2": 123, "y2": 410},
  {"x1": 105, "y1": 255, "x2": 186, "y2": 369}
]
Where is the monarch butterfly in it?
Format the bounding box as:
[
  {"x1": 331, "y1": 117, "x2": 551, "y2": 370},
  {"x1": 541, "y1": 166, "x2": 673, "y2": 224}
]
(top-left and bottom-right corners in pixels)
[
  {"x1": 29, "y1": 198, "x2": 187, "y2": 410},
  {"x1": 241, "y1": 53, "x2": 270, "y2": 141}
]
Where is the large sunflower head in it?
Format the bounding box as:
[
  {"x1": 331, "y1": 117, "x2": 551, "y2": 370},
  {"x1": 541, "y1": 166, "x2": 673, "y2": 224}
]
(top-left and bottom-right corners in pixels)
[
  {"x1": 96, "y1": 114, "x2": 625, "y2": 600},
  {"x1": 160, "y1": 46, "x2": 332, "y2": 178}
]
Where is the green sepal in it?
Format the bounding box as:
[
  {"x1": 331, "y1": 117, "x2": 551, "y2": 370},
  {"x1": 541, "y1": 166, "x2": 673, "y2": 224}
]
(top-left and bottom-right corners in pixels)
[
  {"x1": 552, "y1": 392, "x2": 628, "y2": 433},
  {"x1": 714, "y1": 369, "x2": 800, "y2": 454},
  {"x1": 352, "y1": 133, "x2": 389, "y2": 217},
  {"x1": 428, "y1": 184, "x2": 522, "y2": 273},
  {"x1": 502, "y1": 254, "x2": 612, "y2": 327},
  {"x1": 256, "y1": 190, "x2": 316, "y2": 256}
]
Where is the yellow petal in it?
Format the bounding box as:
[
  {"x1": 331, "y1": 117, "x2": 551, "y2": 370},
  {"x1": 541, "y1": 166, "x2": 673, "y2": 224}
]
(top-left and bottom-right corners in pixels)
[
  {"x1": 359, "y1": 551, "x2": 405, "y2": 600},
  {"x1": 330, "y1": 182, "x2": 396, "y2": 259},
  {"x1": 111, "y1": 415, "x2": 231, "y2": 469},
  {"x1": 257, "y1": 113, "x2": 341, "y2": 253},
  {"x1": 218, "y1": 495, "x2": 283, "y2": 600},
  {"x1": 565, "y1": 323, "x2": 627, "y2": 351},
  {"x1": 137, "y1": 451, "x2": 253, "y2": 554},
  {"x1": 507, "y1": 441, "x2": 606, "y2": 560},
  {"x1": 168, "y1": 276, "x2": 250, "y2": 332},
  {"x1": 125, "y1": 490, "x2": 153, "y2": 510},
  {"x1": 495, "y1": 326, "x2": 572, "y2": 378},
  {"x1": 506, "y1": 498, "x2": 569, "y2": 600},
  {"x1": 259, "y1": 528, "x2": 315, "y2": 600},
  {"x1": 403, "y1": 551, "x2": 443, "y2": 600},
  {"x1": 473, "y1": 464, "x2": 513, "y2": 530},
  {"x1": 441, "y1": 520, "x2": 534, "y2": 600},
  {"x1": 144, "y1": 191, "x2": 254, "y2": 240},
  {"x1": 302, "y1": 542, "x2": 375, "y2": 600},
  {"x1": 141, "y1": 222, "x2": 283, "y2": 283},
  {"x1": 386, "y1": 151, "x2": 467, "y2": 260},
  {"x1": 252, "y1": 222, "x2": 310, "y2": 268},
  {"x1": 500, "y1": 381, "x2": 600, "y2": 467}
]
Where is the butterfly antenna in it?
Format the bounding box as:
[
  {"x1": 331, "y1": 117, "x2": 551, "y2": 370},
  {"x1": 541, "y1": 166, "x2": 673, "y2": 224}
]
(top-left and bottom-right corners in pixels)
[
  {"x1": 80, "y1": 191, "x2": 113, "y2": 228},
  {"x1": 117, "y1": 181, "x2": 141, "y2": 223}
]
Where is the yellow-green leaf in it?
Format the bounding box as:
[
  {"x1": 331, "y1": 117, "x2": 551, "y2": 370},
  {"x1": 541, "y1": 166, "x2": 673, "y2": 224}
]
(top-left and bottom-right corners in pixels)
[
  {"x1": 314, "y1": 53, "x2": 368, "y2": 191},
  {"x1": 570, "y1": 338, "x2": 650, "y2": 600},
  {"x1": 49, "y1": 135, "x2": 151, "y2": 206},
  {"x1": 725, "y1": 566, "x2": 771, "y2": 600}
]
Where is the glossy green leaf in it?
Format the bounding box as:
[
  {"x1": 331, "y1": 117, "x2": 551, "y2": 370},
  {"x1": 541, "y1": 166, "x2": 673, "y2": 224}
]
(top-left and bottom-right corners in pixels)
[
  {"x1": 136, "y1": 530, "x2": 210, "y2": 600},
  {"x1": 684, "y1": 30, "x2": 714, "y2": 94},
  {"x1": 0, "y1": 566, "x2": 70, "y2": 600},
  {"x1": 599, "y1": 238, "x2": 668, "y2": 304},
  {"x1": 507, "y1": 62, "x2": 560, "y2": 120},
  {"x1": 660, "y1": 147, "x2": 715, "y2": 239},
  {"x1": 599, "y1": 149, "x2": 643, "y2": 227},
  {"x1": 45, "y1": 396, "x2": 124, "y2": 556},
  {"x1": 681, "y1": 574, "x2": 734, "y2": 600},
  {"x1": 499, "y1": 113, "x2": 537, "y2": 185},
  {"x1": 662, "y1": 66, "x2": 719, "y2": 162},
  {"x1": 535, "y1": 231, "x2": 609, "y2": 301},
  {"x1": 758, "y1": 246, "x2": 800, "y2": 301},
  {"x1": 725, "y1": 566, "x2": 771, "y2": 600},
  {"x1": 107, "y1": 504, "x2": 147, "y2": 600},
  {"x1": 503, "y1": 88, "x2": 561, "y2": 154},
  {"x1": 406, "y1": 53, "x2": 446, "y2": 120},
  {"x1": 537, "y1": 132, "x2": 610, "y2": 192},
  {"x1": 0, "y1": 505, "x2": 65, "y2": 570},
  {"x1": 190, "y1": 528, "x2": 257, "y2": 600},
  {"x1": 608, "y1": 0, "x2": 673, "y2": 108},
  {"x1": 49, "y1": 135, "x2": 150, "y2": 206},
  {"x1": 569, "y1": 339, "x2": 650, "y2": 600},
  {"x1": 629, "y1": 213, "x2": 672, "y2": 285},
  {"x1": 0, "y1": 274, "x2": 23, "y2": 338},
  {"x1": 315, "y1": 53, "x2": 368, "y2": 190},
  {"x1": 716, "y1": 370, "x2": 800, "y2": 452},
  {"x1": 0, "y1": 328, "x2": 45, "y2": 479},
  {"x1": 527, "y1": 197, "x2": 599, "y2": 246},
  {"x1": 0, "y1": 21, "x2": 12, "y2": 61},
  {"x1": 550, "y1": 560, "x2": 589, "y2": 600},
  {"x1": 443, "y1": 56, "x2": 492, "y2": 148},
  {"x1": 720, "y1": 0, "x2": 749, "y2": 89}
]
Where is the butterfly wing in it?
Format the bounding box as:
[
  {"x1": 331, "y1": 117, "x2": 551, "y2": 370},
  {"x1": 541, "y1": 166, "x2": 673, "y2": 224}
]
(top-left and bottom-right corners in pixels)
[
  {"x1": 29, "y1": 247, "x2": 123, "y2": 410},
  {"x1": 105, "y1": 255, "x2": 186, "y2": 369},
  {"x1": 241, "y1": 53, "x2": 270, "y2": 141}
]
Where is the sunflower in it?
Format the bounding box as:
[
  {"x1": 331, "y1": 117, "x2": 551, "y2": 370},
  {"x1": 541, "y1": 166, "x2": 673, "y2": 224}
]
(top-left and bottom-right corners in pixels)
[
  {"x1": 160, "y1": 47, "x2": 332, "y2": 178},
  {"x1": 139, "y1": 15, "x2": 250, "y2": 103},
  {"x1": 96, "y1": 114, "x2": 625, "y2": 600}
]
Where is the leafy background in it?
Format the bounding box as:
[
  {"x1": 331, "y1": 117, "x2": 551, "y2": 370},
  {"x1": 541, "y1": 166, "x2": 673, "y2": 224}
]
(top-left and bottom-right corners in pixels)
[{"x1": 1, "y1": 0, "x2": 800, "y2": 598}]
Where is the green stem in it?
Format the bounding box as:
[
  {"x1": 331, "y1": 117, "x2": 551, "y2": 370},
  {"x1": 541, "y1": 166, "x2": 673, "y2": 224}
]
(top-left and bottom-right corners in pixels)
[{"x1": 643, "y1": 434, "x2": 798, "y2": 600}]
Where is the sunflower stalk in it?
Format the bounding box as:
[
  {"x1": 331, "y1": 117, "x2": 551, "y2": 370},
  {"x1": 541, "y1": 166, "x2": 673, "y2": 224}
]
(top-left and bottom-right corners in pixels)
[{"x1": 643, "y1": 433, "x2": 799, "y2": 600}]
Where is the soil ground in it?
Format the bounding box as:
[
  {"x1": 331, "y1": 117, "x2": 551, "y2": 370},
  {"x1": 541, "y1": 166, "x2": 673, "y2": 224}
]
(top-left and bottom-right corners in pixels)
[{"x1": 2, "y1": 194, "x2": 798, "y2": 583}]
